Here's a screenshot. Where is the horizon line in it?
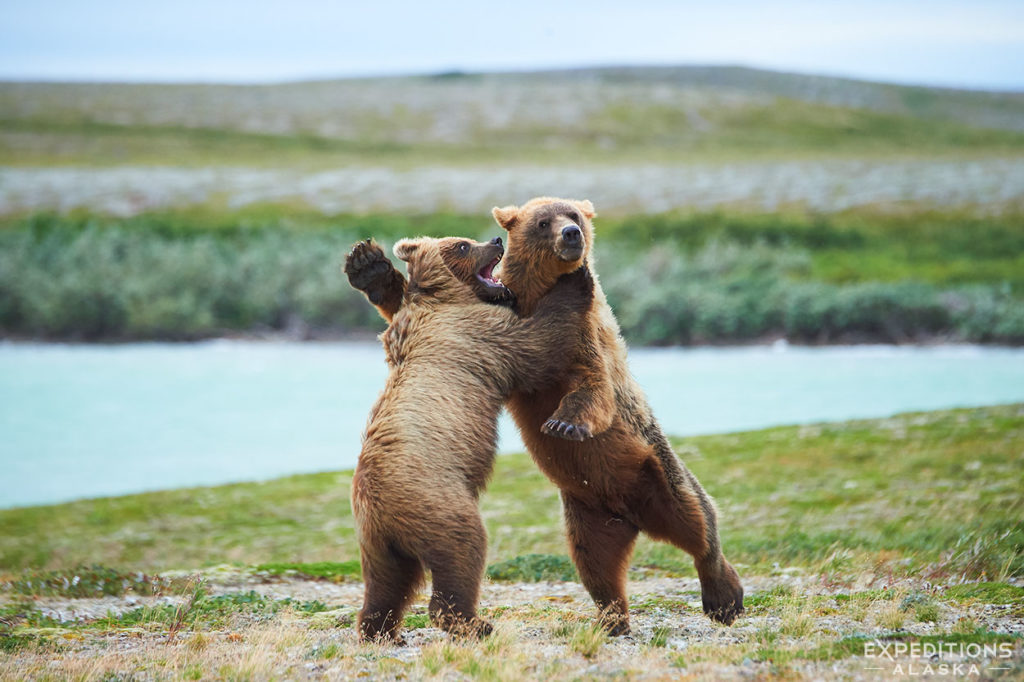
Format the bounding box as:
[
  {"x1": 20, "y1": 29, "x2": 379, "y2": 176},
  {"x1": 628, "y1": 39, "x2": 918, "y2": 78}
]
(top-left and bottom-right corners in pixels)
[{"x1": 1, "y1": 62, "x2": 1021, "y2": 95}]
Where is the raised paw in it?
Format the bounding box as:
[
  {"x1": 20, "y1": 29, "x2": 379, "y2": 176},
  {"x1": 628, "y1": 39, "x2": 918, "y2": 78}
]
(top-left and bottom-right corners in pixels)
[
  {"x1": 344, "y1": 239, "x2": 395, "y2": 292},
  {"x1": 542, "y1": 418, "x2": 593, "y2": 442}
]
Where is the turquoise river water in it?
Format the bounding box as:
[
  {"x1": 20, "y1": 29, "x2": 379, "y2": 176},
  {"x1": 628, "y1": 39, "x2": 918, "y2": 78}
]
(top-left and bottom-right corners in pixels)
[{"x1": 2, "y1": 341, "x2": 1023, "y2": 508}]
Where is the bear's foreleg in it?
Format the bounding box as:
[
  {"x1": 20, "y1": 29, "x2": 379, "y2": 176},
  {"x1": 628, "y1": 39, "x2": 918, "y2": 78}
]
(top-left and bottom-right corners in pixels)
[
  {"x1": 542, "y1": 360, "x2": 616, "y2": 441},
  {"x1": 562, "y1": 492, "x2": 639, "y2": 635}
]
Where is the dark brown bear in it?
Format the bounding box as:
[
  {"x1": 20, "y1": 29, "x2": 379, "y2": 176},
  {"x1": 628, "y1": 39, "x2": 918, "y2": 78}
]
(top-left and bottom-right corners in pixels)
[
  {"x1": 346, "y1": 199, "x2": 744, "y2": 635},
  {"x1": 347, "y1": 236, "x2": 593, "y2": 643}
]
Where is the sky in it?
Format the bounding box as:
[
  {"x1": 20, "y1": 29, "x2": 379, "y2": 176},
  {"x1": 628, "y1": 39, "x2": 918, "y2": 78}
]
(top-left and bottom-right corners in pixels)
[{"x1": 1, "y1": 0, "x2": 1022, "y2": 90}]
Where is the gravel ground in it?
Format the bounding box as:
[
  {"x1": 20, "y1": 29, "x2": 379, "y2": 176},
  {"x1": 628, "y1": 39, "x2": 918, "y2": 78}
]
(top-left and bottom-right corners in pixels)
[
  {"x1": 2, "y1": 158, "x2": 1023, "y2": 216},
  {"x1": 5, "y1": 572, "x2": 1022, "y2": 681}
]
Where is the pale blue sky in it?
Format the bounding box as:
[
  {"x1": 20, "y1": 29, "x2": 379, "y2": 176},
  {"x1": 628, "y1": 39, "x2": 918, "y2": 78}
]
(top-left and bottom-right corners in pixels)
[{"x1": 1, "y1": 0, "x2": 1022, "y2": 89}]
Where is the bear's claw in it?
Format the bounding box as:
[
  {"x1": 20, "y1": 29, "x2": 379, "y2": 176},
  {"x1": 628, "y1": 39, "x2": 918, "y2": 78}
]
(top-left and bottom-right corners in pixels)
[
  {"x1": 492, "y1": 285, "x2": 517, "y2": 307},
  {"x1": 542, "y1": 418, "x2": 592, "y2": 441}
]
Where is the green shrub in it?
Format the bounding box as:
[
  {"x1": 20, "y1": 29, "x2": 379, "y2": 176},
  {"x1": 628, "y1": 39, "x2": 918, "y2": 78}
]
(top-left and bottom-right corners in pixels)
[{"x1": 2, "y1": 210, "x2": 1022, "y2": 344}]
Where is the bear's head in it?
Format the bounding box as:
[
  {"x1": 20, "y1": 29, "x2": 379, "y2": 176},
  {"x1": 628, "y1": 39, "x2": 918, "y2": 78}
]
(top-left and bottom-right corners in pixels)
[
  {"x1": 393, "y1": 235, "x2": 514, "y2": 306},
  {"x1": 491, "y1": 197, "x2": 596, "y2": 312}
]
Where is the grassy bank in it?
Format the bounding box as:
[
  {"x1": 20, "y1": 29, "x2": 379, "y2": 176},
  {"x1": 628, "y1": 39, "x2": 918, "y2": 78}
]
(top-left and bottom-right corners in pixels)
[
  {"x1": 1, "y1": 406, "x2": 1022, "y2": 680},
  {"x1": 1, "y1": 209, "x2": 1023, "y2": 344}
]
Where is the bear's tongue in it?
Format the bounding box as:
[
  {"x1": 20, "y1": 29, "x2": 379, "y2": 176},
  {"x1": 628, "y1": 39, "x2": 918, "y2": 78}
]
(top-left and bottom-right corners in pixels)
[{"x1": 476, "y1": 257, "x2": 502, "y2": 286}]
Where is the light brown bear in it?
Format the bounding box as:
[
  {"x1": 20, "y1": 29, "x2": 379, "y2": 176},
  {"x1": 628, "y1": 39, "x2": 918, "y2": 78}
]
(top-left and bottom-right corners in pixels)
[
  {"x1": 347, "y1": 235, "x2": 594, "y2": 643},
  {"x1": 346, "y1": 199, "x2": 744, "y2": 635}
]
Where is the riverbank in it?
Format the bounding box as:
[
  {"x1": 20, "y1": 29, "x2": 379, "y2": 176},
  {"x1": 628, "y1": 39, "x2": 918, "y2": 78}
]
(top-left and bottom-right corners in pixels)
[
  {"x1": 2, "y1": 208, "x2": 1023, "y2": 345},
  {"x1": 1, "y1": 405, "x2": 1022, "y2": 679}
]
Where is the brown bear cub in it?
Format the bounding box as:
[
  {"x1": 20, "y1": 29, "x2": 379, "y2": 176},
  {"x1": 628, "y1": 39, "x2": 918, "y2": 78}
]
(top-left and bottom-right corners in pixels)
[
  {"x1": 346, "y1": 199, "x2": 744, "y2": 635},
  {"x1": 347, "y1": 235, "x2": 593, "y2": 643}
]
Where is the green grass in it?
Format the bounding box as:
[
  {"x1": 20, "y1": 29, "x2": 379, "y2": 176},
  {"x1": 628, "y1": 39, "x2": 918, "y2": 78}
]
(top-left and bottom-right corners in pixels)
[
  {"x1": 2, "y1": 208, "x2": 1023, "y2": 343},
  {"x1": 945, "y1": 582, "x2": 1024, "y2": 604},
  {"x1": 485, "y1": 554, "x2": 578, "y2": 583},
  {"x1": 1, "y1": 405, "x2": 1021, "y2": 581},
  {"x1": 688, "y1": 405, "x2": 1024, "y2": 577},
  {"x1": 817, "y1": 630, "x2": 1023, "y2": 661},
  {"x1": 0, "y1": 468, "x2": 359, "y2": 572},
  {"x1": 0, "y1": 589, "x2": 328, "y2": 634},
  {"x1": 3, "y1": 565, "x2": 189, "y2": 598},
  {"x1": 403, "y1": 613, "x2": 430, "y2": 630},
  {"x1": 253, "y1": 561, "x2": 361, "y2": 582}
]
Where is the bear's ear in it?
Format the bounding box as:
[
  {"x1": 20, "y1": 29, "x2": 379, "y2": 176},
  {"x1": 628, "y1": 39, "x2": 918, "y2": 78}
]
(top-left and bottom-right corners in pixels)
[
  {"x1": 393, "y1": 238, "x2": 422, "y2": 262},
  {"x1": 576, "y1": 199, "x2": 596, "y2": 219},
  {"x1": 492, "y1": 205, "x2": 520, "y2": 231}
]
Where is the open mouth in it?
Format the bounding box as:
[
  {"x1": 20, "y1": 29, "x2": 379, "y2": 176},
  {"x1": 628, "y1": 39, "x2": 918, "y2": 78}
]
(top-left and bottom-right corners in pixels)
[{"x1": 475, "y1": 255, "x2": 504, "y2": 288}]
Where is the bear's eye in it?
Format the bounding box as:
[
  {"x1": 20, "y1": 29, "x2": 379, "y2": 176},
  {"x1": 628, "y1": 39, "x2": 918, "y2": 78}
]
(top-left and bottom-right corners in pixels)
[
  {"x1": 458, "y1": 242, "x2": 470, "y2": 254},
  {"x1": 567, "y1": 212, "x2": 580, "y2": 224},
  {"x1": 538, "y1": 220, "x2": 550, "y2": 230}
]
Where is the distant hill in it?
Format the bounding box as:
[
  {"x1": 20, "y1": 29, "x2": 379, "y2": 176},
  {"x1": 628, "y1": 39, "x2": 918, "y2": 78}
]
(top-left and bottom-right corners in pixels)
[
  {"x1": 1, "y1": 65, "x2": 1022, "y2": 167},
  {"x1": 523, "y1": 66, "x2": 1024, "y2": 131}
]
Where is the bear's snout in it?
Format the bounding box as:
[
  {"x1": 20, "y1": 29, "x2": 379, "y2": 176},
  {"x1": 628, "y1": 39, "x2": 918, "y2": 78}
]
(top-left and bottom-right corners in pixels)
[
  {"x1": 561, "y1": 225, "x2": 582, "y2": 245},
  {"x1": 490, "y1": 237, "x2": 503, "y2": 247}
]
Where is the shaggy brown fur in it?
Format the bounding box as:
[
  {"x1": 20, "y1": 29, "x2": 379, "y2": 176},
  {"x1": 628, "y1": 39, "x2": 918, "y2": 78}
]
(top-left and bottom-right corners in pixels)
[
  {"x1": 346, "y1": 200, "x2": 744, "y2": 635},
  {"x1": 347, "y1": 236, "x2": 593, "y2": 643},
  {"x1": 497, "y1": 200, "x2": 745, "y2": 634}
]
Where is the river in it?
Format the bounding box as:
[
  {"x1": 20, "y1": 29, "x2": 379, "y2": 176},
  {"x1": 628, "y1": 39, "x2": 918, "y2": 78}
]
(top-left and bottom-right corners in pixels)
[{"x1": 2, "y1": 341, "x2": 1023, "y2": 508}]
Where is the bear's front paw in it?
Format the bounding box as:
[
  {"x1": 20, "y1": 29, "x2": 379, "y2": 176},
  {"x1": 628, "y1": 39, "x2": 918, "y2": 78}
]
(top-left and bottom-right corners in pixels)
[
  {"x1": 344, "y1": 239, "x2": 394, "y2": 291},
  {"x1": 491, "y1": 284, "x2": 518, "y2": 308},
  {"x1": 561, "y1": 263, "x2": 595, "y2": 297},
  {"x1": 542, "y1": 418, "x2": 593, "y2": 442}
]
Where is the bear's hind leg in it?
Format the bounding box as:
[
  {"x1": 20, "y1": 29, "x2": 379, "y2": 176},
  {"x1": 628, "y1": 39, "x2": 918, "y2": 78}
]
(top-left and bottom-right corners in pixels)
[
  {"x1": 635, "y1": 459, "x2": 744, "y2": 625},
  {"x1": 358, "y1": 544, "x2": 424, "y2": 643},
  {"x1": 696, "y1": 555, "x2": 744, "y2": 626},
  {"x1": 563, "y1": 492, "x2": 639, "y2": 635},
  {"x1": 422, "y1": 514, "x2": 493, "y2": 639}
]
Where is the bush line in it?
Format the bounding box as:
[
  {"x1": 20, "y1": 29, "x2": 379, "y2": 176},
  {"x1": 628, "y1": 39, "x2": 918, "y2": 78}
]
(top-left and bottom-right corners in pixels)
[{"x1": 1, "y1": 210, "x2": 1022, "y2": 344}]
